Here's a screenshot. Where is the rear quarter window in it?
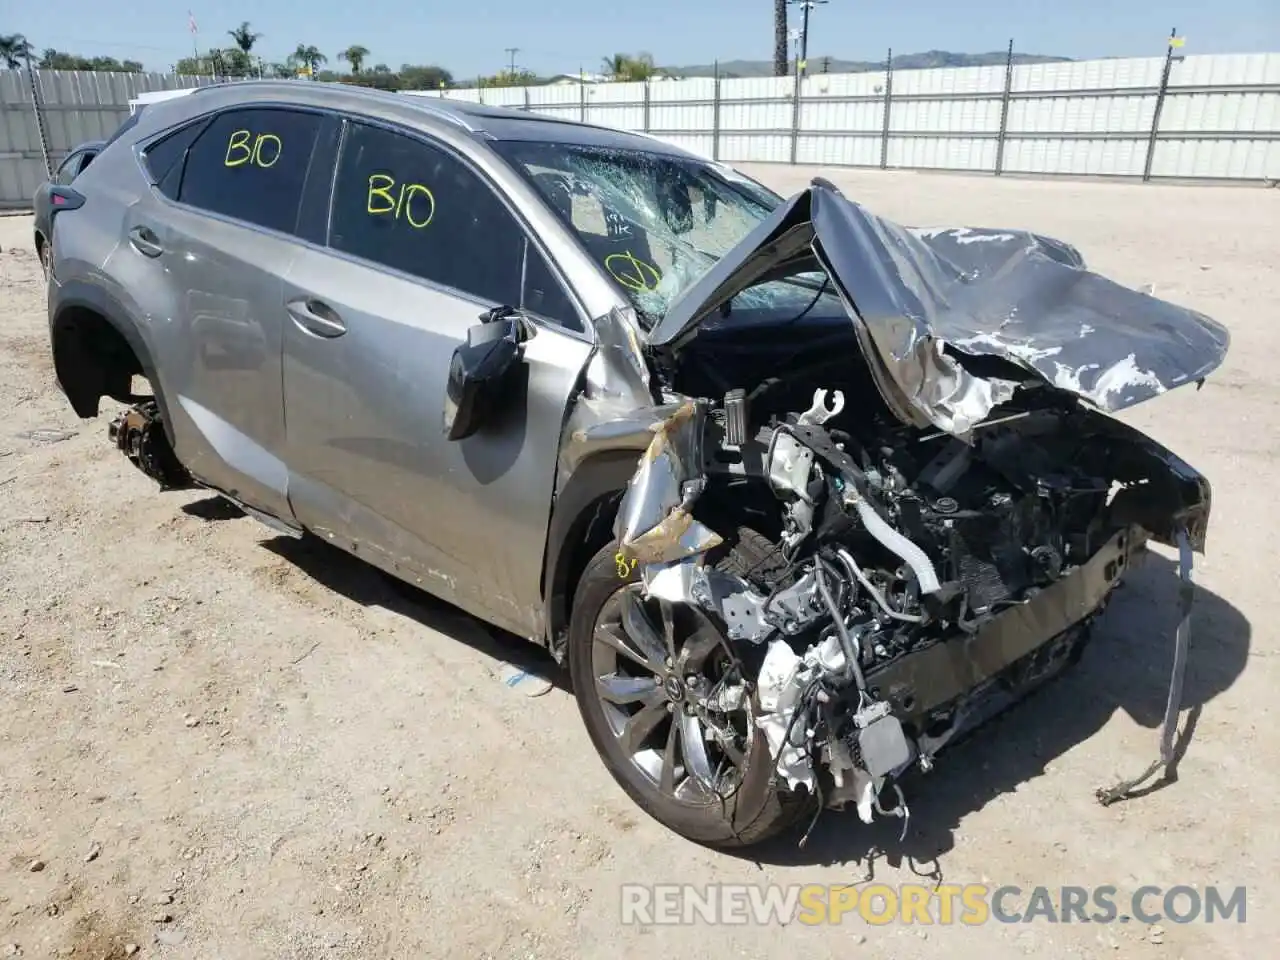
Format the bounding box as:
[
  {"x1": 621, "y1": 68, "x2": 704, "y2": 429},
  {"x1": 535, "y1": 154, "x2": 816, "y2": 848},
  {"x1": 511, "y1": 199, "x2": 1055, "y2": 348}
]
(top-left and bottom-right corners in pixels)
[{"x1": 142, "y1": 118, "x2": 210, "y2": 193}]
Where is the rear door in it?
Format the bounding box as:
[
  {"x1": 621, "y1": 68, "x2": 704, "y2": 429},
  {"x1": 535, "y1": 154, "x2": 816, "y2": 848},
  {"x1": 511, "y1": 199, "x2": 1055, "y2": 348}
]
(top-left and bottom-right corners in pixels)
[
  {"x1": 281, "y1": 118, "x2": 593, "y2": 637},
  {"x1": 118, "y1": 106, "x2": 339, "y2": 521}
]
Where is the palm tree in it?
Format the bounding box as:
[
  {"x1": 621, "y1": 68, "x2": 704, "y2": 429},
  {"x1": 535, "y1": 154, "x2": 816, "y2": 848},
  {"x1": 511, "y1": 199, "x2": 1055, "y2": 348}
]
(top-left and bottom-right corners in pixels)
[
  {"x1": 601, "y1": 53, "x2": 628, "y2": 79},
  {"x1": 773, "y1": 0, "x2": 788, "y2": 76},
  {"x1": 0, "y1": 33, "x2": 35, "y2": 69},
  {"x1": 228, "y1": 22, "x2": 261, "y2": 55},
  {"x1": 626, "y1": 52, "x2": 656, "y2": 81},
  {"x1": 339, "y1": 45, "x2": 369, "y2": 74},
  {"x1": 290, "y1": 44, "x2": 326, "y2": 78},
  {"x1": 601, "y1": 52, "x2": 657, "y2": 82}
]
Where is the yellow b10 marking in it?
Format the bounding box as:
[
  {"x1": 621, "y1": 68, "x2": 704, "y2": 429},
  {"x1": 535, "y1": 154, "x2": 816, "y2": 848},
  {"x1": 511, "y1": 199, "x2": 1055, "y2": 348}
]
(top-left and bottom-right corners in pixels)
[
  {"x1": 224, "y1": 130, "x2": 282, "y2": 168},
  {"x1": 367, "y1": 173, "x2": 435, "y2": 229}
]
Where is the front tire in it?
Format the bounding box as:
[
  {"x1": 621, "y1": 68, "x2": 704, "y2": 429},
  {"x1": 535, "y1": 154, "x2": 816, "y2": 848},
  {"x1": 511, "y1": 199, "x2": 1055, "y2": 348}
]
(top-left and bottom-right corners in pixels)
[{"x1": 568, "y1": 537, "x2": 810, "y2": 848}]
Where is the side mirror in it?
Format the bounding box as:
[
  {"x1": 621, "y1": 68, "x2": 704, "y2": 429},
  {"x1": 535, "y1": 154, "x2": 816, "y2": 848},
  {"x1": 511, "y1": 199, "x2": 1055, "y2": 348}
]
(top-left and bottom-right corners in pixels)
[{"x1": 442, "y1": 308, "x2": 529, "y2": 442}]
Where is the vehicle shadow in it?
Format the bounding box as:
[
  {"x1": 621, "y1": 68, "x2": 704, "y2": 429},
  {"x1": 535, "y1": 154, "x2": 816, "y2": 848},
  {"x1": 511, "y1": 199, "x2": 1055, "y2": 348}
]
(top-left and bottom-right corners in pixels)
[
  {"x1": 738, "y1": 550, "x2": 1250, "y2": 871},
  {"x1": 255, "y1": 528, "x2": 571, "y2": 695},
  {"x1": 181, "y1": 496, "x2": 246, "y2": 522}
]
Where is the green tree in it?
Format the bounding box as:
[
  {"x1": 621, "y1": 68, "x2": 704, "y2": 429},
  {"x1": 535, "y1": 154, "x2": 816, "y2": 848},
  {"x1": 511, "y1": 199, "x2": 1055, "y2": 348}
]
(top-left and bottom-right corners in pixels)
[
  {"x1": 1, "y1": 32, "x2": 34, "y2": 68},
  {"x1": 481, "y1": 68, "x2": 537, "y2": 87},
  {"x1": 338, "y1": 44, "x2": 370, "y2": 73},
  {"x1": 290, "y1": 44, "x2": 326, "y2": 78},
  {"x1": 221, "y1": 48, "x2": 254, "y2": 76},
  {"x1": 601, "y1": 52, "x2": 657, "y2": 81},
  {"x1": 397, "y1": 63, "x2": 453, "y2": 90},
  {"x1": 37, "y1": 48, "x2": 142, "y2": 72},
  {"x1": 228, "y1": 21, "x2": 262, "y2": 55},
  {"x1": 342, "y1": 70, "x2": 401, "y2": 91},
  {"x1": 175, "y1": 47, "x2": 248, "y2": 77}
]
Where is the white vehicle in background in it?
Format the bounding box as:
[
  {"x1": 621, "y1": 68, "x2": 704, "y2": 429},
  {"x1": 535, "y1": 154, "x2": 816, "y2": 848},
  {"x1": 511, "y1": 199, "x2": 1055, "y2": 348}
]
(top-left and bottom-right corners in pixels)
[{"x1": 128, "y1": 87, "x2": 198, "y2": 115}]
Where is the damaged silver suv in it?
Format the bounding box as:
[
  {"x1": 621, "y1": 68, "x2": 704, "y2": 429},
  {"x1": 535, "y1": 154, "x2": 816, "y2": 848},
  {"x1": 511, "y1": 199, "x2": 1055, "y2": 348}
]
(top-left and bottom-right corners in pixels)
[{"x1": 46, "y1": 81, "x2": 1228, "y2": 848}]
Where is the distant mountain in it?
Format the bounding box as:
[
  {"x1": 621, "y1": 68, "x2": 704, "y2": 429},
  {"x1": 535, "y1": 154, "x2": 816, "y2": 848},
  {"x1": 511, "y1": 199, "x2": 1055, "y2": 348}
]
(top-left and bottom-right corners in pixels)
[{"x1": 662, "y1": 50, "x2": 1072, "y2": 79}]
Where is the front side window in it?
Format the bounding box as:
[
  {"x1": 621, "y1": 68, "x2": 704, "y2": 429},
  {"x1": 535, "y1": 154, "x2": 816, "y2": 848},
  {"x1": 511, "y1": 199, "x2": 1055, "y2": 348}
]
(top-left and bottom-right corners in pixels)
[
  {"x1": 329, "y1": 121, "x2": 579, "y2": 328},
  {"x1": 492, "y1": 140, "x2": 838, "y2": 327},
  {"x1": 170, "y1": 107, "x2": 323, "y2": 235}
]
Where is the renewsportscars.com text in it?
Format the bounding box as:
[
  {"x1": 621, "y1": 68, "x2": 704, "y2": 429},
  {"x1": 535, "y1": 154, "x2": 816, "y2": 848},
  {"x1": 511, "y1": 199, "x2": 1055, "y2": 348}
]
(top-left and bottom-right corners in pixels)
[{"x1": 620, "y1": 883, "x2": 1247, "y2": 926}]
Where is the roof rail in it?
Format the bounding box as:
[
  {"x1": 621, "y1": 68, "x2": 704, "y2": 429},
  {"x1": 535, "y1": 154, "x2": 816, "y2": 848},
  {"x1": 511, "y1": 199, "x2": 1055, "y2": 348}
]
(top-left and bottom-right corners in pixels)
[
  {"x1": 407, "y1": 103, "x2": 476, "y2": 132},
  {"x1": 184, "y1": 79, "x2": 480, "y2": 133}
]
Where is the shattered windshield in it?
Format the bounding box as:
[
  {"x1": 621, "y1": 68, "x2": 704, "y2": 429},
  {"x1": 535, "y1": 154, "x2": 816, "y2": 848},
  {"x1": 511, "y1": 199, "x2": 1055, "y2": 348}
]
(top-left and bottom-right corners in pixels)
[{"x1": 492, "y1": 140, "x2": 839, "y2": 328}]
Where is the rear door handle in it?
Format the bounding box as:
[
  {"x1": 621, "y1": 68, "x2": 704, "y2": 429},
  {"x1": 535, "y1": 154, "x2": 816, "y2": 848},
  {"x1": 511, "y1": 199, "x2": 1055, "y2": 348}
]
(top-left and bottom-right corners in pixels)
[
  {"x1": 286, "y1": 296, "x2": 347, "y2": 338},
  {"x1": 128, "y1": 226, "x2": 163, "y2": 258}
]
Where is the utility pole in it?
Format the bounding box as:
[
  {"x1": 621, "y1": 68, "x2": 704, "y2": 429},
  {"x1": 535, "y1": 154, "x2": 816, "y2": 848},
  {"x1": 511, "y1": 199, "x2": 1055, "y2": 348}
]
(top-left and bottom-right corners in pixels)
[
  {"x1": 504, "y1": 47, "x2": 520, "y2": 76},
  {"x1": 787, "y1": 0, "x2": 828, "y2": 78}
]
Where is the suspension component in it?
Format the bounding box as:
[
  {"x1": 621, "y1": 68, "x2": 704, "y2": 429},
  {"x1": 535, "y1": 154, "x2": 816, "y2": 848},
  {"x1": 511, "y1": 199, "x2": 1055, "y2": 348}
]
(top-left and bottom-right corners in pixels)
[{"x1": 107, "y1": 400, "x2": 193, "y2": 490}]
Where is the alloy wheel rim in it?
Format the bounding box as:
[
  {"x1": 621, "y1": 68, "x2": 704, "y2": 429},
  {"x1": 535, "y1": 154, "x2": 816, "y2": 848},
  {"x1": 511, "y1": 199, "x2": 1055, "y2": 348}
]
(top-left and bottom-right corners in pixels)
[{"x1": 590, "y1": 583, "x2": 752, "y2": 806}]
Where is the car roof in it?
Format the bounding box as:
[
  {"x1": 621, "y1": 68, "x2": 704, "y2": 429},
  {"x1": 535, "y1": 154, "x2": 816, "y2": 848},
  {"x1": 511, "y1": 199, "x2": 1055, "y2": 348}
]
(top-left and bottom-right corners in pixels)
[{"x1": 139, "y1": 79, "x2": 701, "y2": 160}]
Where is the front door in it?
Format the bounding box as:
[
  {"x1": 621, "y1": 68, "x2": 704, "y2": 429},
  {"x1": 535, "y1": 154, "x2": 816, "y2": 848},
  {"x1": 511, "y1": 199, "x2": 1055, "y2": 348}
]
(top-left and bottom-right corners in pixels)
[{"x1": 281, "y1": 119, "x2": 593, "y2": 638}]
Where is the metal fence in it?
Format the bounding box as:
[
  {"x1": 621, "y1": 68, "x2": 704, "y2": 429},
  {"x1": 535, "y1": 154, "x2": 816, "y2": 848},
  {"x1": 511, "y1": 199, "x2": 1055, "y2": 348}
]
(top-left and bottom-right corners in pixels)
[
  {"x1": 419, "y1": 50, "x2": 1280, "y2": 182},
  {"x1": 0, "y1": 69, "x2": 214, "y2": 209},
  {"x1": 1, "y1": 50, "x2": 1277, "y2": 210}
]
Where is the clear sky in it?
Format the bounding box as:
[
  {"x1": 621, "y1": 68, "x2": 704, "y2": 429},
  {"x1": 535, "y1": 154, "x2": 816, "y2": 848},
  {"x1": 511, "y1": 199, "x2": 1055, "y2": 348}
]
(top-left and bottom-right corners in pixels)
[{"x1": 11, "y1": 0, "x2": 1280, "y2": 78}]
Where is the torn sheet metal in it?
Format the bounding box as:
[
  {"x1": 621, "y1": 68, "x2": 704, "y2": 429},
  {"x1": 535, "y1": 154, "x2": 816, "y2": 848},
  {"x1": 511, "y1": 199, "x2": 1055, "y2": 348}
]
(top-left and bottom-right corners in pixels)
[
  {"x1": 557, "y1": 305, "x2": 659, "y2": 482},
  {"x1": 1096, "y1": 526, "x2": 1195, "y2": 806},
  {"x1": 647, "y1": 181, "x2": 1230, "y2": 437},
  {"x1": 641, "y1": 555, "x2": 824, "y2": 644},
  {"x1": 613, "y1": 401, "x2": 723, "y2": 565}
]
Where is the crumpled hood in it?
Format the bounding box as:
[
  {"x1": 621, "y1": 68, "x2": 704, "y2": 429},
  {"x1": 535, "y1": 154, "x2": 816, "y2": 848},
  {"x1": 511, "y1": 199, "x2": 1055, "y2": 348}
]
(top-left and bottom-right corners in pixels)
[{"x1": 647, "y1": 180, "x2": 1230, "y2": 435}]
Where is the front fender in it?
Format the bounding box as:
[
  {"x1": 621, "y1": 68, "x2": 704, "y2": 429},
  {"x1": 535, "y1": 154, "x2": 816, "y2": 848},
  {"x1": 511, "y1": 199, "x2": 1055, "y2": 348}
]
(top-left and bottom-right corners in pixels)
[{"x1": 541, "y1": 450, "x2": 645, "y2": 660}]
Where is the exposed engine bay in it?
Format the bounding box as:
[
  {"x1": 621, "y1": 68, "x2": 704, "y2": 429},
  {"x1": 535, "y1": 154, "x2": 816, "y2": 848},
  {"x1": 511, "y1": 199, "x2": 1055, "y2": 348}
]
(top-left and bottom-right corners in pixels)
[
  {"x1": 599, "y1": 180, "x2": 1223, "y2": 841},
  {"x1": 613, "y1": 342, "x2": 1208, "y2": 834}
]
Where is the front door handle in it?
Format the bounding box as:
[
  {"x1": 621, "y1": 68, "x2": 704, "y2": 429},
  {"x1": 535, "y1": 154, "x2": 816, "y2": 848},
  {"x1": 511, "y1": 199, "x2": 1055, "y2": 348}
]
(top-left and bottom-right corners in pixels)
[
  {"x1": 286, "y1": 296, "x2": 347, "y2": 338},
  {"x1": 128, "y1": 226, "x2": 163, "y2": 258}
]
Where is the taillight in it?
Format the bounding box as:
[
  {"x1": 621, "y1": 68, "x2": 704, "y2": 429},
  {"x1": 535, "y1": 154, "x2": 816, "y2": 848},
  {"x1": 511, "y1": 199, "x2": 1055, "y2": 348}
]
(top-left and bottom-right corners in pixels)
[{"x1": 49, "y1": 186, "x2": 85, "y2": 212}]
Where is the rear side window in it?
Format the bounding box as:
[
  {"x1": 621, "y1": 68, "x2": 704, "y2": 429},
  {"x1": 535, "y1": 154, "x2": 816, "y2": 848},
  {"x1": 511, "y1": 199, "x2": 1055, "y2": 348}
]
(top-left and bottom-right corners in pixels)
[{"x1": 165, "y1": 108, "x2": 323, "y2": 235}]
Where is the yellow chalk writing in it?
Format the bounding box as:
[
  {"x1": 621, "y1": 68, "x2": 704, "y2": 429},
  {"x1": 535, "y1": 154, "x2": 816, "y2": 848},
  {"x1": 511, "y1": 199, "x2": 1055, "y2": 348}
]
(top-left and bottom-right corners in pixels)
[
  {"x1": 614, "y1": 552, "x2": 638, "y2": 579},
  {"x1": 225, "y1": 130, "x2": 283, "y2": 168},
  {"x1": 366, "y1": 173, "x2": 435, "y2": 229},
  {"x1": 604, "y1": 251, "x2": 661, "y2": 293}
]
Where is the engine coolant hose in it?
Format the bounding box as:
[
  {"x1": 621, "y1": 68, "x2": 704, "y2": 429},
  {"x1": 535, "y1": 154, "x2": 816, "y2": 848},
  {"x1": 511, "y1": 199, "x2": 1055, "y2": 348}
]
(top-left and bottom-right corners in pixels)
[{"x1": 849, "y1": 495, "x2": 942, "y2": 595}]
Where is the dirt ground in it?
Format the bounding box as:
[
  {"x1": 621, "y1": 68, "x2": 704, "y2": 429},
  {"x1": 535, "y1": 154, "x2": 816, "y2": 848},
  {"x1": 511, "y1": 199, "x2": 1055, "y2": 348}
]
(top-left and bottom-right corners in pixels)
[{"x1": 1, "y1": 166, "x2": 1276, "y2": 960}]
